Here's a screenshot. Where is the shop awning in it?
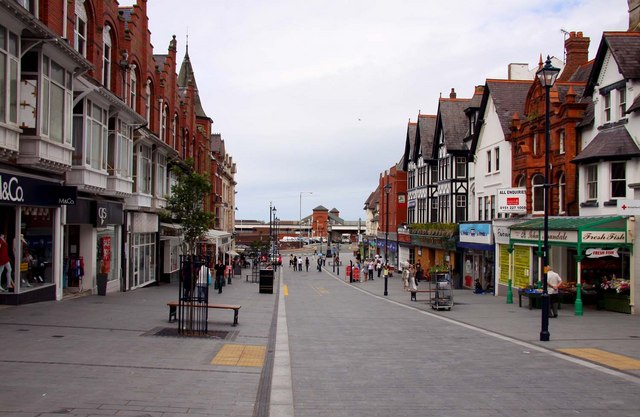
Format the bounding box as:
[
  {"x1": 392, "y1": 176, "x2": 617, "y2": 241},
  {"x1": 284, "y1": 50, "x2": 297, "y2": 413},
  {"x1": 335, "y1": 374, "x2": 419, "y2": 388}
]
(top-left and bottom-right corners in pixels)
[
  {"x1": 227, "y1": 250, "x2": 240, "y2": 257},
  {"x1": 509, "y1": 216, "x2": 630, "y2": 251},
  {"x1": 203, "y1": 229, "x2": 231, "y2": 243}
]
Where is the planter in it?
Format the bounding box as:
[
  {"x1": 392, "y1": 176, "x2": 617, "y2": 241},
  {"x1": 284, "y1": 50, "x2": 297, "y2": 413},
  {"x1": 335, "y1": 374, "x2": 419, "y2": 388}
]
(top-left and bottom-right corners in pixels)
[{"x1": 603, "y1": 292, "x2": 631, "y2": 314}]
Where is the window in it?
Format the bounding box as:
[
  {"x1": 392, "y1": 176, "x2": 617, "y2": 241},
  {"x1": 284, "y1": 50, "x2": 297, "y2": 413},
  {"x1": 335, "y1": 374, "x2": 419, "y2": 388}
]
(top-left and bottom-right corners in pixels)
[
  {"x1": 129, "y1": 70, "x2": 137, "y2": 112},
  {"x1": 85, "y1": 101, "x2": 108, "y2": 170},
  {"x1": 618, "y1": 88, "x2": 626, "y2": 117},
  {"x1": 483, "y1": 196, "x2": 489, "y2": 220},
  {"x1": 131, "y1": 233, "x2": 156, "y2": 288},
  {"x1": 429, "y1": 197, "x2": 437, "y2": 222},
  {"x1": 156, "y1": 153, "x2": 167, "y2": 198},
  {"x1": 611, "y1": 162, "x2": 626, "y2": 198},
  {"x1": 0, "y1": 25, "x2": 18, "y2": 124},
  {"x1": 134, "y1": 144, "x2": 152, "y2": 194},
  {"x1": 517, "y1": 174, "x2": 526, "y2": 187},
  {"x1": 18, "y1": 0, "x2": 38, "y2": 15},
  {"x1": 558, "y1": 131, "x2": 565, "y2": 154},
  {"x1": 456, "y1": 157, "x2": 466, "y2": 178},
  {"x1": 159, "y1": 104, "x2": 168, "y2": 142},
  {"x1": 532, "y1": 133, "x2": 538, "y2": 155},
  {"x1": 172, "y1": 114, "x2": 178, "y2": 148},
  {"x1": 74, "y1": 0, "x2": 87, "y2": 57},
  {"x1": 102, "y1": 26, "x2": 112, "y2": 88},
  {"x1": 486, "y1": 150, "x2": 491, "y2": 173},
  {"x1": 42, "y1": 57, "x2": 73, "y2": 144},
  {"x1": 494, "y1": 147, "x2": 500, "y2": 171},
  {"x1": 558, "y1": 173, "x2": 565, "y2": 214},
  {"x1": 456, "y1": 195, "x2": 466, "y2": 222},
  {"x1": 604, "y1": 91, "x2": 611, "y2": 122},
  {"x1": 489, "y1": 195, "x2": 495, "y2": 220},
  {"x1": 477, "y1": 197, "x2": 482, "y2": 220},
  {"x1": 586, "y1": 164, "x2": 598, "y2": 200},
  {"x1": 115, "y1": 119, "x2": 133, "y2": 177},
  {"x1": 532, "y1": 174, "x2": 545, "y2": 213},
  {"x1": 430, "y1": 164, "x2": 437, "y2": 185},
  {"x1": 145, "y1": 79, "x2": 152, "y2": 123}
]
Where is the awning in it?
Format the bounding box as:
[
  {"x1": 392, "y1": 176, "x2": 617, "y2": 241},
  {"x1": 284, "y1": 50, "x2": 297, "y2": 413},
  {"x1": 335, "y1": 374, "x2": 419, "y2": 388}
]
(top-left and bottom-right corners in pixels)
[
  {"x1": 203, "y1": 229, "x2": 231, "y2": 244},
  {"x1": 227, "y1": 250, "x2": 240, "y2": 257},
  {"x1": 509, "y1": 216, "x2": 630, "y2": 251}
]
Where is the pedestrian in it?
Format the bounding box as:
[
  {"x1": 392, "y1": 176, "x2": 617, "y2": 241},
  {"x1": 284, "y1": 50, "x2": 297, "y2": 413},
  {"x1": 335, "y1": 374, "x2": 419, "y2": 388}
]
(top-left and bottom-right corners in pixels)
[
  {"x1": 377, "y1": 259, "x2": 382, "y2": 278},
  {"x1": 305, "y1": 257, "x2": 310, "y2": 272},
  {"x1": 197, "y1": 263, "x2": 210, "y2": 301},
  {"x1": 297, "y1": 257, "x2": 303, "y2": 271},
  {"x1": 289, "y1": 254, "x2": 293, "y2": 268},
  {"x1": 383, "y1": 263, "x2": 389, "y2": 281},
  {"x1": 214, "y1": 261, "x2": 225, "y2": 294},
  {"x1": 402, "y1": 262, "x2": 410, "y2": 290},
  {"x1": 416, "y1": 261, "x2": 423, "y2": 283},
  {"x1": 368, "y1": 259, "x2": 374, "y2": 281},
  {"x1": 409, "y1": 264, "x2": 418, "y2": 292},
  {"x1": 547, "y1": 267, "x2": 563, "y2": 318},
  {"x1": 293, "y1": 256, "x2": 298, "y2": 271},
  {"x1": 317, "y1": 257, "x2": 322, "y2": 272}
]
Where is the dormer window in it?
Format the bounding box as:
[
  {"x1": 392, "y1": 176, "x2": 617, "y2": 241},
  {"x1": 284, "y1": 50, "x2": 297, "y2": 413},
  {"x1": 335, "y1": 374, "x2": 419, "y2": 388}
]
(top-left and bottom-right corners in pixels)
[
  {"x1": 618, "y1": 88, "x2": 626, "y2": 116},
  {"x1": 604, "y1": 91, "x2": 611, "y2": 122}
]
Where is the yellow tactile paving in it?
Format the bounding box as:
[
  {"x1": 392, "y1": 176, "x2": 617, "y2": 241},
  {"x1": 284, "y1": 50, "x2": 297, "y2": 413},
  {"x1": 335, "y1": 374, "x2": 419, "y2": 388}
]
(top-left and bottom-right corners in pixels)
[
  {"x1": 284, "y1": 285, "x2": 289, "y2": 296},
  {"x1": 211, "y1": 344, "x2": 266, "y2": 367},
  {"x1": 557, "y1": 348, "x2": 640, "y2": 370}
]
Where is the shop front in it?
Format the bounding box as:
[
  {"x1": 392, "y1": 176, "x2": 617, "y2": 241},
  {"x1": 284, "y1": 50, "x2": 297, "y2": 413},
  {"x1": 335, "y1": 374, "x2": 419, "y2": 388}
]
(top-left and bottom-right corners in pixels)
[
  {"x1": 458, "y1": 222, "x2": 494, "y2": 292},
  {"x1": 65, "y1": 198, "x2": 123, "y2": 296},
  {"x1": 160, "y1": 222, "x2": 182, "y2": 283},
  {"x1": 376, "y1": 237, "x2": 398, "y2": 267},
  {"x1": 507, "y1": 216, "x2": 633, "y2": 315},
  {"x1": 127, "y1": 212, "x2": 158, "y2": 290},
  {"x1": 0, "y1": 170, "x2": 77, "y2": 304}
]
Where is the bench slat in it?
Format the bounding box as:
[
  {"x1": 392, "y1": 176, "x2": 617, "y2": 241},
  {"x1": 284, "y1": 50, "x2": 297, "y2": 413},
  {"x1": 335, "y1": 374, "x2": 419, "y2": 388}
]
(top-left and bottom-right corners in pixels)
[{"x1": 167, "y1": 302, "x2": 240, "y2": 326}]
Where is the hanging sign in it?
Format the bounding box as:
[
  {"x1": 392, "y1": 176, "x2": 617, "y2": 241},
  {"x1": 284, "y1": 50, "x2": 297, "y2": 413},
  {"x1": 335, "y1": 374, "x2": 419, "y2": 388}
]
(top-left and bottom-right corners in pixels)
[
  {"x1": 585, "y1": 248, "x2": 619, "y2": 258},
  {"x1": 497, "y1": 188, "x2": 526, "y2": 213}
]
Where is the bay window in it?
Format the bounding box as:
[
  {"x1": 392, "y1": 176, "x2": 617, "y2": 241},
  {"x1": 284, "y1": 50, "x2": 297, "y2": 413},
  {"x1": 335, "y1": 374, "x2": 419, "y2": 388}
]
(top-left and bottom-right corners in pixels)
[
  {"x1": 42, "y1": 56, "x2": 73, "y2": 144},
  {"x1": 0, "y1": 24, "x2": 18, "y2": 125},
  {"x1": 134, "y1": 143, "x2": 152, "y2": 194},
  {"x1": 85, "y1": 101, "x2": 107, "y2": 170},
  {"x1": 156, "y1": 153, "x2": 167, "y2": 198},
  {"x1": 108, "y1": 119, "x2": 132, "y2": 177}
]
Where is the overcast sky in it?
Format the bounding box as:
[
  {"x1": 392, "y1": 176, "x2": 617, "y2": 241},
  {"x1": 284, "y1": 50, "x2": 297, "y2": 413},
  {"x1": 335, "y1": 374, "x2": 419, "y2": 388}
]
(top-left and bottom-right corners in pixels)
[{"x1": 121, "y1": 0, "x2": 627, "y2": 223}]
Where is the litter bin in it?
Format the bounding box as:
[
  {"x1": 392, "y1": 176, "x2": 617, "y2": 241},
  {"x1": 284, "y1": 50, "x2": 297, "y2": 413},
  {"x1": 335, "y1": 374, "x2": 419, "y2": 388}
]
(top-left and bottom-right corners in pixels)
[
  {"x1": 259, "y1": 268, "x2": 274, "y2": 294},
  {"x1": 96, "y1": 273, "x2": 108, "y2": 296}
]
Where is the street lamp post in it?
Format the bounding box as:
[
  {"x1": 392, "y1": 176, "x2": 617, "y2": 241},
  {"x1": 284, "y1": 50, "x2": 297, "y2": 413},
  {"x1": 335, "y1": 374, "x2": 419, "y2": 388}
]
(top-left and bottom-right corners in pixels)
[
  {"x1": 536, "y1": 55, "x2": 560, "y2": 342},
  {"x1": 384, "y1": 182, "x2": 392, "y2": 296},
  {"x1": 299, "y1": 191, "x2": 313, "y2": 248}
]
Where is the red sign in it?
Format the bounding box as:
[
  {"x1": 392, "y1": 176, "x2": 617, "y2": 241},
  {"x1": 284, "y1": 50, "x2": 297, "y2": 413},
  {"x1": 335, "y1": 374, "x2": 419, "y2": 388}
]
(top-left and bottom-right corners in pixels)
[{"x1": 506, "y1": 197, "x2": 520, "y2": 205}]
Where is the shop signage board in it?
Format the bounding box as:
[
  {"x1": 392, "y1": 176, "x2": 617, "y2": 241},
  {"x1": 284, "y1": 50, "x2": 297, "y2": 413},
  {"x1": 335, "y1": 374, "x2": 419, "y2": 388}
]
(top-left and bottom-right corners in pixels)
[
  {"x1": 459, "y1": 223, "x2": 492, "y2": 244},
  {"x1": 617, "y1": 199, "x2": 640, "y2": 215},
  {"x1": 0, "y1": 172, "x2": 77, "y2": 206},
  {"x1": 585, "y1": 248, "x2": 619, "y2": 258},
  {"x1": 493, "y1": 226, "x2": 510, "y2": 245},
  {"x1": 510, "y1": 229, "x2": 578, "y2": 244},
  {"x1": 581, "y1": 231, "x2": 626, "y2": 243},
  {"x1": 497, "y1": 188, "x2": 526, "y2": 213}
]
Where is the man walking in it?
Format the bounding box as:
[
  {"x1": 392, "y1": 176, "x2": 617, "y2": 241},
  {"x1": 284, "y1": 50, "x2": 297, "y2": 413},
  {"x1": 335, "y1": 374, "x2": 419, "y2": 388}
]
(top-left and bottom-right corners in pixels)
[{"x1": 547, "y1": 267, "x2": 563, "y2": 318}]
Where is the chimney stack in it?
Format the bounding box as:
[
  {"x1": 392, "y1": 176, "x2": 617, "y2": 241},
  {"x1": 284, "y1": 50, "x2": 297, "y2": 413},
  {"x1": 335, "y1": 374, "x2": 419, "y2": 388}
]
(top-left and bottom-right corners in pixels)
[
  {"x1": 558, "y1": 31, "x2": 590, "y2": 81},
  {"x1": 630, "y1": 0, "x2": 640, "y2": 31},
  {"x1": 449, "y1": 88, "x2": 457, "y2": 99}
]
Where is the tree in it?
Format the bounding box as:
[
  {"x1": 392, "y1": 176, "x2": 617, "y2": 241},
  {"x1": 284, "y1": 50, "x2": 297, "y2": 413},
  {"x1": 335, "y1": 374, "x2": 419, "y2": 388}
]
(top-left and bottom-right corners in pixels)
[{"x1": 164, "y1": 159, "x2": 214, "y2": 255}]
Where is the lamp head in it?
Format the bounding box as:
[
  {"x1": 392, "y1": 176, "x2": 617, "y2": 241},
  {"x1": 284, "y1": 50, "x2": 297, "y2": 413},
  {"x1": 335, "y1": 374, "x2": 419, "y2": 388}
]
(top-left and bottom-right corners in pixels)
[{"x1": 536, "y1": 55, "x2": 560, "y2": 88}]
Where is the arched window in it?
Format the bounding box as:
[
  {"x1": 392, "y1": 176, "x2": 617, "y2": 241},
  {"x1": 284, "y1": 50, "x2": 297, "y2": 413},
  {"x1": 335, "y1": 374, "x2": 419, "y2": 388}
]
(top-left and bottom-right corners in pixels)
[
  {"x1": 172, "y1": 113, "x2": 178, "y2": 148},
  {"x1": 74, "y1": 0, "x2": 87, "y2": 57},
  {"x1": 145, "y1": 79, "x2": 152, "y2": 123},
  {"x1": 558, "y1": 173, "x2": 565, "y2": 214},
  {"x1": 102, "y1": 25, "x2": 112, "y2": 88},
  {"x1": 161, "y1": 104, "x2": 168, "y2": 142},
  {"x1": 532, "y1": 174, "x2": 545, "y2": 213},
  {"x1": 516, "y1": 174, "x2": 526, "y2": 187},
  {"x1": 129, "y1": 68, "x2": 137, "y2": 112}
]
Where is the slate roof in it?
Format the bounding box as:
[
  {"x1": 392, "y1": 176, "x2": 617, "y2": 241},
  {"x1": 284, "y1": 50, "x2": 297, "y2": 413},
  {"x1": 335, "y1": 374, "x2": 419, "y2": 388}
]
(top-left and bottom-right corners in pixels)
[
  {"x1": 585, "y1": 32, "x2": 640, "y2": 96},
  {"x1": 568, "y1": 61, "x2": 594, "y2": 83},
  {"x1": 572, "y1": 125, "x2": 640, "y2": 164},
  {"x1": 178, "y1": 47, "x2": 208, "y2": 118},
  {"x1": 484, "y1": 79, "x2": 531, "y2": 138},
  {"x1": 416, "y1": 114, "x2": 437, "y2": 161},
  {"x1": 435, "y1": 98, "x2": 471, "y2": 152},
  {"x1": 627, "y1": 93, "x2": 640, "y2": 114},
  {"x1": 401, "y1": 121, "x2": 417, "y2": 170},
  {"x1": 211, "y1": 133, "x2": 224, "y2": 154},
  {"x1": 313, "y1": 205, "x2": 329, "y2": 212}
]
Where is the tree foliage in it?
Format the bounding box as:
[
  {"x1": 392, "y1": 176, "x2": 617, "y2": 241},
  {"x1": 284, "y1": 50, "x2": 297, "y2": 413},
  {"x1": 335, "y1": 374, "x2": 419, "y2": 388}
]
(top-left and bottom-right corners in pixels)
[{"x1": 164, "y1": 159, "x2": 214, "y2": 254}]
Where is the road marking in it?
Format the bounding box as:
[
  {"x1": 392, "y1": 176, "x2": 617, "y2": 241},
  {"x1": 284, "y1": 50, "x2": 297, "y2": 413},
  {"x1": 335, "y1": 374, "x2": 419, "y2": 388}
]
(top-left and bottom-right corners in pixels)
[
  {"x1": 311, "y1": 285, "x2": 329, "y2": 296},
  {"x1": 557, "y1": 348, "x2": 640, "y2": 370},
  {"x1": 211, "y1": 344, "x2": 266, "y2": 367},
  {"x1": 284, "y1": 285, "x2": 288, "y2": 296}
]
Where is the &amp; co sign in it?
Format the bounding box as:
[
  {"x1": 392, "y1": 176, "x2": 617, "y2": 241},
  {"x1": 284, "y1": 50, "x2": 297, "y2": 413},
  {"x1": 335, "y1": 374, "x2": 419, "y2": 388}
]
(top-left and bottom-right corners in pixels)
[{"x1": 0, "y1": 173, "x2": 76, "y2": 206}]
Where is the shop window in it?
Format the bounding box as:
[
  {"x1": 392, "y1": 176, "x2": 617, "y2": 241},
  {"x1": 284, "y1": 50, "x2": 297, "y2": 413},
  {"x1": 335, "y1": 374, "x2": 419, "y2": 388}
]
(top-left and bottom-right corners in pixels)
[
  {"x1": 0, "y1": 25, "x2": 19, "y2": 125},
  {"x1": 20, "y1": 206, "x2": 54, "y2": 289},
  {"x1": 131, "y1": 232, "x2": 156, "y2": 288},
  {"x1": 610, "y1": 162, "x2": 626, "y2": 199}
]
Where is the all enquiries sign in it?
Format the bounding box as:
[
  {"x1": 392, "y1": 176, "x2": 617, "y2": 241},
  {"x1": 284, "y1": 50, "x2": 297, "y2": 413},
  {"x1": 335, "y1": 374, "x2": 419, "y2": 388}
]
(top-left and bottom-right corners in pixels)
[{"x1": 497, "y1": 188, "x2": 526, "y2": 214}]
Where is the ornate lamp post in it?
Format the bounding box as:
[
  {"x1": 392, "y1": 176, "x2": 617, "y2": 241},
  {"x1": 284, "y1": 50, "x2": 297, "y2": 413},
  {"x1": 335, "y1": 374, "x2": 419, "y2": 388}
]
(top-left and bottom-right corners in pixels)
[
  {"x1": 536, "y1": 56, "x2": 560, "y2": 342},
  {"x1": 384, "y1": 182, "x2": 392, "y2": 296}
]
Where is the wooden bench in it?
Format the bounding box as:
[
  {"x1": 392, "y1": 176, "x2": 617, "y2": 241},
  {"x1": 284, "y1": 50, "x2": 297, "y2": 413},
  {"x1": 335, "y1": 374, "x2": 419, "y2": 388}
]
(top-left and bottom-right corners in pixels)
[
  {"x1": 167, "y1": 302, "x2": 241, "y2": 326},
  {"x1": 409, "y1": 289, "x2": 435, "y2": 301}
]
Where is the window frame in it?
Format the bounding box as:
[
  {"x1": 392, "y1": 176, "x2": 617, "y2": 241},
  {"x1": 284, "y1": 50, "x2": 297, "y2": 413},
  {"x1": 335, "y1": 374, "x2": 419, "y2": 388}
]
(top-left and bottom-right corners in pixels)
[
  {"x1": 610, "y1": 161, "x2": 626, "y2": 199},
  {"x1": 0, "y1": 25, "x2": 19, "y2": 125},
  {"x1": 486, "y1": 150, "x2": 491, "y2": 173},
  {"x1": 618, "y1": 88, "x2": 626, "y2": 118},
  {"x1": 494, "y1": 147, "x2": 500, "y2": 172},
  {"x1": 532, "y1": 174, "x2": 545, "y2": 214},
  {"x1": 102, "y1": 26, "x2": 112, "y2": 88},
  {"x1": 604, "y1": 91, "x2": 612, "y2": 122},
  {"x1": 455, "y1": 156, "x2": 466, "y2": 178},
  {"x1": 586, "y1": 164, "x2": 598, "y2": 201}
]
